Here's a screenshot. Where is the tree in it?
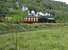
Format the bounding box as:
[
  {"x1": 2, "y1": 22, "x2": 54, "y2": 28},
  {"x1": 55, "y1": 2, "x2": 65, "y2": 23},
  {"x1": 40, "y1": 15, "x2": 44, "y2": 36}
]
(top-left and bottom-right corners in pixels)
[{"x1": 0, "y1": 0, "x2": 18, "y2": 16}]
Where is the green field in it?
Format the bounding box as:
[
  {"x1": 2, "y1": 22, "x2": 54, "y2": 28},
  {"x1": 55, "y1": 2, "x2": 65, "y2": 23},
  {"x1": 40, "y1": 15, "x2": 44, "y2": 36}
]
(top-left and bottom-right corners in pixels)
[{"x1": 0, "y1": 23, "x2": 68, "y2": 50}]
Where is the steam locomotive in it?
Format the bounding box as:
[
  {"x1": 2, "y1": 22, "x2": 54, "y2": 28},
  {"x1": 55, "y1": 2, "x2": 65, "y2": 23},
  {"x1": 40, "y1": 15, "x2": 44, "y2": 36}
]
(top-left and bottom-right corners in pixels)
[{"x1": 23, "y1": 16, "x2": 56, "y2": 23}]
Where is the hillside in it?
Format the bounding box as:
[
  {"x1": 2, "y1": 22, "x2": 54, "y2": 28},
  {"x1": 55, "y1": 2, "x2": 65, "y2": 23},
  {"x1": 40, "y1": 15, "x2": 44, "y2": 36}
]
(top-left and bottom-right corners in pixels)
[{"x1": 0, "y1": 0, "x2": 68, "y2": 22}]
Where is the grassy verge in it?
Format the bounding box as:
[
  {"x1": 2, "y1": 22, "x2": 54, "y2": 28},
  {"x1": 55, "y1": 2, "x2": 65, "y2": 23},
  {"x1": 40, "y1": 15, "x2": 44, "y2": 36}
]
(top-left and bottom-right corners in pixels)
[
  {"x1": 0, "y1": 23, "x2": 67, "y2": 34},
  {"x1": 0, "y1": 24, "x2": 68, "y2": 50}
]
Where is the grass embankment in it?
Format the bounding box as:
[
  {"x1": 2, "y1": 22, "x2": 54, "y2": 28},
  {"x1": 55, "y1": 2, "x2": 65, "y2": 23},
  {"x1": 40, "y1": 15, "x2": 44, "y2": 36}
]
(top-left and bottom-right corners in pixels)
[
  {"x1": 0, "y1": 23, "x2": 66, "y2": 33},
  {"x1": 0, "y1": 23, "x2": 68, "y2": 50}
]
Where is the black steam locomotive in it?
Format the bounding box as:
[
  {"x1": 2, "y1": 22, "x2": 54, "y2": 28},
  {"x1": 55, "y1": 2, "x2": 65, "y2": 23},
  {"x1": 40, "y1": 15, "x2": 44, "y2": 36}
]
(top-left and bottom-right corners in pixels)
[{"x1": 23, "y1": 15, "x2": 56, "y2": 23}]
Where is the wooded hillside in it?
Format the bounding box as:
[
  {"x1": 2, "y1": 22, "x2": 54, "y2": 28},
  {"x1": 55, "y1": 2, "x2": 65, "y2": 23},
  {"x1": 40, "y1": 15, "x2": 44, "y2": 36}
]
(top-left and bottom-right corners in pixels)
[{"x1": 0, "y1": 0, "x2": 68, "y2": 23}]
